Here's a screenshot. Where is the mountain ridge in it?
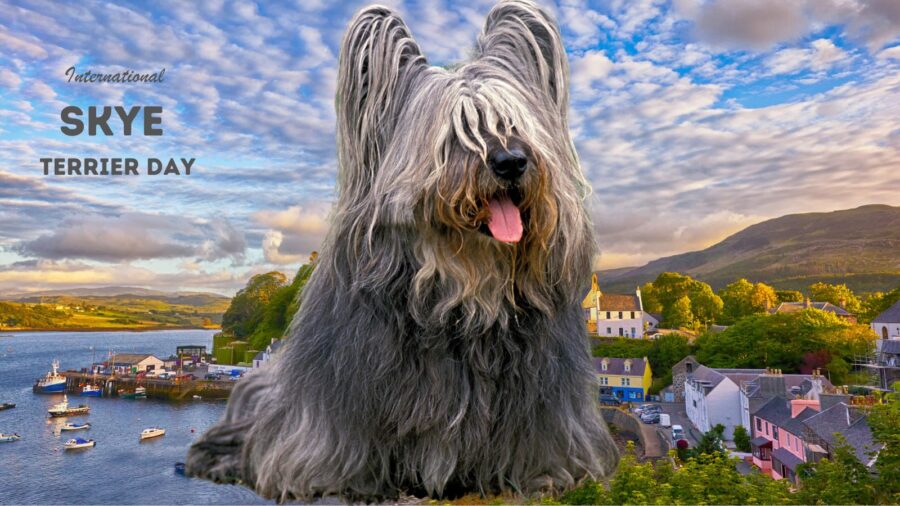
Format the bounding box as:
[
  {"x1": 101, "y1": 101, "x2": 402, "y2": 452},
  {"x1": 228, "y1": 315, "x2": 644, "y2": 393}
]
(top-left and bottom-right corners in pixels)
[{"x1": 598, "y1": 204, "x2": 900, "y2": 293}]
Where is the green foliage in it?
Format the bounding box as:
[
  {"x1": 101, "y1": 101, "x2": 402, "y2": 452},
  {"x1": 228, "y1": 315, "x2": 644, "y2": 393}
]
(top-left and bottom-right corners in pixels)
[
  {"x1": 0, "y1": 301, "x2": 69, "y2": 328},
  {"x1": 247, "y1": 263, "x2": 315, "y2": 349},
  {"x1": 221, "y1": 271, "x2": 288, "y2": 338},
  {"x1": 869, "y1": 383, "x2": 900, "y2": 502},
  {"x1": 556, "y1": 441, "x2": 792, "y2": 505},
  {"x1": 776, "y1": 289, "x2": 804, "y2": 303},
  {"x1": 808, "y1": 282, "x2": 862, "y2": 314},
  {"x1": 732, "y1": 424, "x2": 751, "y2": 453},
  {"x1": 690, "y1": 424, "x2": 726, "y2": 458},
  {"x1": 643, "y1": 272, "x2": 722, "y2": 329},
  {"x1": 719, "y1": 278, "x2": 778, "y2": 323},
  {"x1": 694, "y1": 308, "x2": 876, "y2": 384},
  {"x1": 665, "y1": 295, "x2": 695, "y2": 329},
  {"x1": 860, "y1": 287, "x2": 900, "y2": 325},
  {"x1": 796, "y1": 434, "x2": 878, "y2": 505}
]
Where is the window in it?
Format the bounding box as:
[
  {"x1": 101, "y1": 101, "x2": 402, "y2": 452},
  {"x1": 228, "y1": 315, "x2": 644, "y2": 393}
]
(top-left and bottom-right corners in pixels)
[
  {"x1": 693, "y1": 399, "x2": 697, "y2": 408},
  {"x1": 618, "y1": 311, "x2": 623, "y2": 319},
  {"x1": 606, "y1": 312, "x2": 611, "y2": 319},
  {"x1": 631, "y1": 327, "x2": 636, "y2": 336},
  {"x1": 756, "y1": 418, "x2": 762, "y2": 433},
  {"x1": 601, "y1": 360, "x2": 608, "y2": 371},
  {"x1": 606, "y1": 327, "x2": 612, "y2": 335},
  {"x1": 631, "y1": 311, "x2": 636, "y2": 319},
  {"x1": 773, "y1": 426, "x2": 779, "y2": 440},
  {"x1": 599, "y1": 377, "x2": 608, "y2": 385},
  {"x1": 622, "y1": 378, "x2": 630, "y2": 386},
  {"x1": 618, "y1": 328, "x2": 624, "y2": 336}
]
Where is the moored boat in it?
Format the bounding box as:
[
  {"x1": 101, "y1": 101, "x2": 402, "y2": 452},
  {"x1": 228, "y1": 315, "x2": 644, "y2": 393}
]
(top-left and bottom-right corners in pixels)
[
  {"x1": 60, "y1": 422, "x2": 91, "y2": 431},
  {"x1": 33, "y1": 360, "x2": 67, "y2": 394},
  {"x1": 48, "y1": 396, "x2": 90, "y2": 417},
  {"x1": 118, "y1": 386, "x2": 147, "y2": 399},
  {"x1": 0, "y1": 433, "x2": 20, "y2": 442},
  {"x1": 79, "y1": 384, "x2": 102, "y2": 397},
  {"x1": 0, "y1": 402, "x2": 15, "y2": 411},
  {"x1": 63, "y1": 437, "x2": 95, "y2": 450},
  {"x1": 174, "y1": 462, "x2": 186, "y2": 476},
  {"x1": 139, "y1": 427, "x2": 165, "y2": 440}
]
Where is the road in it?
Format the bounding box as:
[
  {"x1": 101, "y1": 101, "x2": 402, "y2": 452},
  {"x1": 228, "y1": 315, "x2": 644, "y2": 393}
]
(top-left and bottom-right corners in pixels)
[{"x1": 631, "y1": 401, "x2": 700, "y2": 455}]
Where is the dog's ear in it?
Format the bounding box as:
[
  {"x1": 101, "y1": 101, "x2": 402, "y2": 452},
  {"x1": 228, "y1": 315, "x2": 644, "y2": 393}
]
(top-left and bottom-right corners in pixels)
[
  {"x1": 336, "y1": 6, "x2": 425, "y2": 197},
  {"x1": 479, "y1": 0, "x2": 569, "y2": 115}
]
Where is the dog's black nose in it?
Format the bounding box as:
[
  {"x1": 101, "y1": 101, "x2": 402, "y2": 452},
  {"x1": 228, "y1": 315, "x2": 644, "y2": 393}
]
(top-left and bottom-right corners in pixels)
[{"x1": 489, "y1": 148, "x2": 528, "y2": 181}]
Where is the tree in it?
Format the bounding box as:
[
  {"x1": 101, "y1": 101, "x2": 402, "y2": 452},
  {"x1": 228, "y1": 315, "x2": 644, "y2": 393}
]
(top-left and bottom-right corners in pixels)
[
  {"x1": 776, "y1": 289, "x2": 804, "y2": 303},
  {"x1": 719, "y1": 278, "x2": 754, "y2": 323},
  {"x1": 732, "y1": 425, "x2": 751, "y2": 452},
  {"x1": 221, "y1": 271, "x2": 287, "y2": 338},
  {"x1": 795, "y1": 434, "x2": 878, "y2": 505},
  {"x1": 690, "y1": 424, "x2": 726, "y2": 458},
  {"x1": 869, "y1": 382, "x2": 900, "y2": 503},
  {"x1": 749, "y1": 282, "x2": 777, "y2": 313},
  {"x1": 694, "y1": 308, "x2": 876, "y2": 384},
  {"x1": 809, "y1": 282, "x2": 862, "y2": 313},
  {"x1": 665, "y1": 295, "x2": 695, "y2": 329},
  {"x1": 248, "y1": 262, "x2": 316, "y2": 349},
  {"x1": 860, "y1": 287, "x2": 900, "y2": 325}
]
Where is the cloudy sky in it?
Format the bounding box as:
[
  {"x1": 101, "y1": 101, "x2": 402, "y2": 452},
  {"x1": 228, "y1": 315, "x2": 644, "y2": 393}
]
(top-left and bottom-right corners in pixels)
[{"x1": 0, "y1": 0, "x2": 898, "y2": 295}]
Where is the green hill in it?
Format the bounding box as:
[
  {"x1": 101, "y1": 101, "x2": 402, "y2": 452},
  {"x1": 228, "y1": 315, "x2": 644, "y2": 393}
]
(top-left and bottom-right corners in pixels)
[{"x1": 600, "y1": 204, "x2": 900, "y2": 293}]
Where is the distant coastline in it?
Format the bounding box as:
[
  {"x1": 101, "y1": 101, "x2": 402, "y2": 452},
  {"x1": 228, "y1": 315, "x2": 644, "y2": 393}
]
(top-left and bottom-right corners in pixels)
[{"x1": 0, "y1": 325, "x2": 220, "y2": 333}]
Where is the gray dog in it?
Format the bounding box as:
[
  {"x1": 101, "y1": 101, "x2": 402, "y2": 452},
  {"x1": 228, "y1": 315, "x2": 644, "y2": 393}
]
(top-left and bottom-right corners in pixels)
[{"x1": 187, "y1": 0, "x2": 618, "y2": 501}]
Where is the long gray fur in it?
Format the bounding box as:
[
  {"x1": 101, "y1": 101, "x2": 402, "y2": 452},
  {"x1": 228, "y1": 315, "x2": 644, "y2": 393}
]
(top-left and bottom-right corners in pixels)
[{"x1": 186, "y1": 0, "x2": 619, "y2": 501}]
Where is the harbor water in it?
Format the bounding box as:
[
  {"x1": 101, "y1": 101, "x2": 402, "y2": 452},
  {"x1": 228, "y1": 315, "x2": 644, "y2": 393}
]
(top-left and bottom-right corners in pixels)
[{"x1": 0, "y1": 330, "x2": 270, "y2": 504}]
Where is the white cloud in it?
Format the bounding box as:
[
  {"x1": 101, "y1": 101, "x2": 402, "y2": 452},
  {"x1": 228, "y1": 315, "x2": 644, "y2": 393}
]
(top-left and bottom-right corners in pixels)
[{"x1": 765, "y1": 39, "x2": 851, "y2": 75}]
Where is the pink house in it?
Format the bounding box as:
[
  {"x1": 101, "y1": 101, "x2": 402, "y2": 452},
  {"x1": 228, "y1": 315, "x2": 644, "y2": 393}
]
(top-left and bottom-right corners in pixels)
[{"x1": 749, "y1": 396, "x2": 820, "y2": 483}]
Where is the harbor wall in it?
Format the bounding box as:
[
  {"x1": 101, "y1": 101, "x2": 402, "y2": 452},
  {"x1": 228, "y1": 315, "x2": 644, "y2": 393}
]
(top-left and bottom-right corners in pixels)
[{"x1": 61, "y1": 372, "x2": 234, "y2": 400}]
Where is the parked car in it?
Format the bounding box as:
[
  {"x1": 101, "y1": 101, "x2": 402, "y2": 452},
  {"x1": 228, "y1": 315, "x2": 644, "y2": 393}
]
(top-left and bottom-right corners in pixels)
[
  {"x1": 671, "y1": 424, "x2": 685, "y2": 442},
  {"x1": 641, "y1": 411, "x2": 661, "y2": 424},
  {"x1": 599, "y1": 394, "x2": 622, "y2": 406},
  {"x1": 659, "y1": 413, "x2": 671, "y2": 427}
]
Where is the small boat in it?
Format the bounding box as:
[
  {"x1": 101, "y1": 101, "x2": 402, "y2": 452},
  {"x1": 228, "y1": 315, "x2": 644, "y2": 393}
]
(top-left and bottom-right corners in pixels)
[
  {"x1": 63, "y1": 437, "x2": 95, "y2": 450},
  {"x1": 33, "y1": 359, "x2": 67, "y2": 394},
  {"x1": 192, "y1": 395, "x2": 202, "y2": 400},
  {"x1": 118, "y1": 386, "x2": 147, "y2": 399},
  {"x1": 48, "y1": 396, "x2": 90, "y2": 417},
  {"x1": 0, "y1": 433, "x2": 21, "y2": 443},
  {"x1": 0, "y1": 402, "x2": 15, "y2": 411},
  {"x1": 174, "y1": 462, "x2": 186, "y2": 476},
  {"x1": 60, "y1": 422, "x2": 91, "y2": 431},
  {"x1": 140, "y1": 427, "x2": 165, "y2": 440},
  {"x1": 79, "y1": 384, "x2": 102, "y2": 397}
]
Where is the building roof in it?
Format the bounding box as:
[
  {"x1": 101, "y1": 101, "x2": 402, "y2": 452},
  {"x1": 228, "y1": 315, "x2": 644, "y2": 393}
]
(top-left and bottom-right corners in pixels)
[
  {"x1": 879, "y1": 339, "x2": 900, "y2": 355},
  {"x1": 685, "y1": 365, "x2": 763, "y2": 393},
  {"x1": 873, "y1": 299, "x2": 900, "y2": 324},
  {"x1": 593, "y1": 357, "x2": 648, "y2": 377},
  {"x1": 802, "y1": 402, "x2": 879, "y2": 465},
  {"x1": 753, "y1": 396, "x2": 794, "y2": 427},
  {"x1": 742, "y1": 373, "x2": 834, "y2": 399},
  {"x1": 109, "y1": 353, "x2": 159, "y2": 365},
  {"x1": 770, "y1": 301, "x2": 851, "y2": 316},
  {"x1": 773, "y1": 447, "x2": 804, "y2": 472},
  {"x1": 750, "y1": 436, "x2": 772, "y2": 448},
  {"x1": 598, "y1": 293, "x2": 641, "y2": 312}
]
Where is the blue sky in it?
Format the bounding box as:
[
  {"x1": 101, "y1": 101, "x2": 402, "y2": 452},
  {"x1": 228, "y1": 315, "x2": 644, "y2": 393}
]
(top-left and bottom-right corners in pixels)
[{"x1": 0, "y1": 0, "x2": 898, "y2": 294}]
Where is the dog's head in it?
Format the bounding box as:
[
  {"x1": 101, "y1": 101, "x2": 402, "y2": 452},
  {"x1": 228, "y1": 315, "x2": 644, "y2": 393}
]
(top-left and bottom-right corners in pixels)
[{"x1": 335, "y1": 0, "x2": 593, "y2": 329}]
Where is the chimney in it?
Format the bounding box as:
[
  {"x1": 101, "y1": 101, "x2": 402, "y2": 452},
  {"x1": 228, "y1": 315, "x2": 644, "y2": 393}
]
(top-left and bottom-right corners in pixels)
[
  {"x1": 758, "y1": 371, "x2": 786, "y2": 398},
  {"x1": 839, "y1": 297, "x2": 846, "y2": 309},
  {"x1": 791, "y1": 398, "x2": 821, "y2": 417}
]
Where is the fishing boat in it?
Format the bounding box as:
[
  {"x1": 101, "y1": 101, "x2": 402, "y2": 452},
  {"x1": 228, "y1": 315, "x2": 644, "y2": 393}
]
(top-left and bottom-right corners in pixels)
[
  {"x1": 192, "y1": 395, "x2": 202, "y2": 400},
  {"x1": 0, "y1": 402, "x2": 15, "y2": 411},
  {"x1": 33, "y1": 360, "x2": 67, "y2": 394},
  {"x1": 79, "y1": 384, "x2": 102, "y2": 397},
  {"x1": 60, "y1": 422, "x2": 91, "y2": 431},
  {"x1": 139, "y1": 427, "x2": 165, "y2": 441},
  {"x1": 63, "y1": 437, "x2": 95, "y2": 450},
  {"x1": 48, "y1": 396, "x2": 90, "y2": 417},
  {"x1": 0, "y1": 433, "x2": 20, "y2": 443},
  {"x1": 118, "y1": 386, "x2": 147, "y2": 399},
  {"x1": 174, "y1": 462, "x2": 186, "y2": 476}
]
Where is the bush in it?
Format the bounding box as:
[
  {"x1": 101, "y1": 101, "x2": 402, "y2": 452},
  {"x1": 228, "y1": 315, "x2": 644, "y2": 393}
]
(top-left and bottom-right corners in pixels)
[{"x1": 733, "y1": 425, "x2": 751, "y2": 452}]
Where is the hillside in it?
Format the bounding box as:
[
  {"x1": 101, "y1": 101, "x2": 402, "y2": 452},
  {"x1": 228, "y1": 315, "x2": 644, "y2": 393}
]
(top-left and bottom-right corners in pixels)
[
  {"x1": 599, "y1": 205, "x2": 900, "y2": 293},
  {"x1": 0, "y1": 289, "x2": 230, "y2": 331}
]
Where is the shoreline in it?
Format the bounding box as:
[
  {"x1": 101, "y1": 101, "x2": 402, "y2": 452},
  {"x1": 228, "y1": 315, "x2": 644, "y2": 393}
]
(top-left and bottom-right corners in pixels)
[{"x1": 0, "y1": 326, "x2": 221, "y2": 333}]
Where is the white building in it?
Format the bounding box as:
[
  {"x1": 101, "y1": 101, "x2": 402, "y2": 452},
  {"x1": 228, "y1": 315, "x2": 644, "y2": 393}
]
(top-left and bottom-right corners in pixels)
[
  {"x1": 872, "y1": 300, "x2": 900, "y2": 340},
  {"x1": 252, "y1": 338, "x2": 285, "y2": 368},
  {"x1": 684, "y1": 365, "x2": 763, "y2": 439},
  {"x1": 583, "y1": 274, "x2": 659, "y2": 338},
  {"x1": 108, "y1": 353, "x2": 165, "y2": 375}
]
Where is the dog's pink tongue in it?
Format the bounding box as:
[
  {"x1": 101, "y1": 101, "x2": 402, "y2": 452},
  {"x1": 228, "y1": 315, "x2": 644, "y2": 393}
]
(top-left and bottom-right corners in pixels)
[{"x1": 487, "y1": 196, "x2": 523, "y2": 243}]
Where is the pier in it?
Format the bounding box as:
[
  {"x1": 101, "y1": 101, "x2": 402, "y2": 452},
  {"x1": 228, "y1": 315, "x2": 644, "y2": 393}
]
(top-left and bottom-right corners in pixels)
[{"x1": 60, "y1": 371, "x2": 234, "y2": 400}]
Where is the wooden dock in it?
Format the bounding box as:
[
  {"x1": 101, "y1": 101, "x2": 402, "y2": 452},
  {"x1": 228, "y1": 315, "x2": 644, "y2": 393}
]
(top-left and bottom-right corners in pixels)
[{"x1": 60, "y1": 371, "x2": 234, "y2": 400}]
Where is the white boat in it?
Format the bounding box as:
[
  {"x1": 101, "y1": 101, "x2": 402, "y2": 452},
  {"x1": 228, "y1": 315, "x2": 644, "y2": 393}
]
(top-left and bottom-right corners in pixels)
[
  {"x1": 60, "y1": 422, "x2": 91, "y2": 431},
  {"x1": 139, "y1": 427, "x2": 165, "y2": 440},
  {"x1": 48, "y1": 395, "x2": 90, "y2": 417},
  {"x1": 0, "y1": 433, "x2": 21, "y2": 443},
  {"x1": 192, "y1": 395, "x2": 202, "y2": 400},
  {"x1": 63, "y1": 437, "x2": 95, "y2": 450}
]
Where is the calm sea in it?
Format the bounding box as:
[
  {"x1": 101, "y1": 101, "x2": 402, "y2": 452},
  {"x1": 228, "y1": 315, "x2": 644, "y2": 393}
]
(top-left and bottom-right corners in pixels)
[{"x1": 0, "y1": 330, "x2": 271, "y2": 505}]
